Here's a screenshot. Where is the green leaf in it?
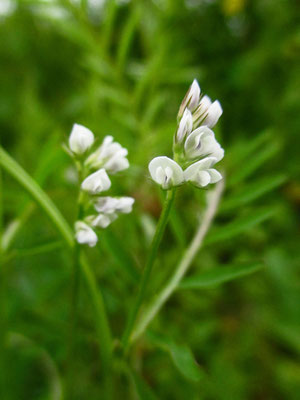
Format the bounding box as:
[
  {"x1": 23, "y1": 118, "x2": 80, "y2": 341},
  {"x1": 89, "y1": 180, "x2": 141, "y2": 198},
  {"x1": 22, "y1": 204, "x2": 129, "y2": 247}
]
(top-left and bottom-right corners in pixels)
[
  {"x1": 130, "y1": 370, "x2": 158, "y2": 400},
  {"x1": 179, "y1": 262, "x2": 263, "y2": 289},
  {"x1": 100, "y1": 230, "x2": 140, "y2": 283},
  {"x1": 228, "y1": 141, "x2": 279, "y2": 186},
  {"x1": 117, "y1": 6, "x2": 140, "y2": 70},
  {"x1": 221, "y1": 174, "x2": 286, "y2": 212},
  {"x1": 205, "y1": 207, "x2": 276, "y2": 245},
  {"x1": 147, "y1": 331, "x2": 203, "y2": 382},
  {"x1": 0, "y1": 146, "x2": 74, "y2": 247}
]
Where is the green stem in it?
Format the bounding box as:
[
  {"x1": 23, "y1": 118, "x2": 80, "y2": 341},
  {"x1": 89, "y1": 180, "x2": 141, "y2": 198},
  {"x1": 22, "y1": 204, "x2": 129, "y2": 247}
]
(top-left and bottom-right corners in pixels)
[
  {"x1": 0, "y1": 146, "x2": 112, "y2": 374},
  {"x1": 121, "y1": 188, "x2": 176, "y2": 353},
  {"x1": 130, "y1": 180, "x2": 224, "y2": 345},
  {"x1": 0, "y1": 158, "x2": 6, "y2": 397}
]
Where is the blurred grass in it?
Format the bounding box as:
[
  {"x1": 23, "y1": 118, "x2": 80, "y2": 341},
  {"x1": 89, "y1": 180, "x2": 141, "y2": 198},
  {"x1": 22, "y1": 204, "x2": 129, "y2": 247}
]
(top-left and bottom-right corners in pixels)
[{"x1": 0, "y1": 0, "x2": 299, "y2": 399}]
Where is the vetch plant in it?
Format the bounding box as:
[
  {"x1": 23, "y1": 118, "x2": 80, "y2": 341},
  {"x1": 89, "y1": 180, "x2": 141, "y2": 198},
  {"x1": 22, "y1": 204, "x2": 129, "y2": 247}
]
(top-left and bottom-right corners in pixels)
[
  {"x1": 122, "y1": 79, "x2": 224, "y2": 352},
  {"x1": 66, "y1": 123, "x2": 134, "y2": 390},
  {"x1": 67, "y1": 123, "x2": 134, "y2": 248}
]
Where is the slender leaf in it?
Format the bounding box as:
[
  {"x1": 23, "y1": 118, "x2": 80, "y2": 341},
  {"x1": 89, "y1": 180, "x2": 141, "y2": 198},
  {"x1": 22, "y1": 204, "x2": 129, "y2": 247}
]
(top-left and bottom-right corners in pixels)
[
  {"x1": 179, "y1": 262, "x2": 263, "y2": 289},
  {"x1": 228, "y1": 141, "x2": 279, "y2": 186},
  {"x1": 205, "y1": 207, "x2": 276, "y2": 245},
  {"x1": 147, "y1": 331, "x2": 203, "y2": 382},
  {"x1": 221, "y1": 174, "x2": 286, "y2": 212},
  {"x1": 0, "y1": 147, "x2": 74, "y2": 247}
]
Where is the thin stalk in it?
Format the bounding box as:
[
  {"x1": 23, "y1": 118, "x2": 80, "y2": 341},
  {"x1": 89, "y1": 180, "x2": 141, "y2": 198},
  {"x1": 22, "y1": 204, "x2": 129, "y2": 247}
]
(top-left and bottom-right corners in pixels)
[
  {"x1": 122, "y1": 188, "x2": 176, "y2": 353},
  {"x1": 130, "y1": 180, "x2": 224, "y2": 344},
  {"x1": 0, "y1": 146, "x2": 112, "y2": 375},
  {"x1": 0, "y1": 159, "x2": 6, "y2": 397}
]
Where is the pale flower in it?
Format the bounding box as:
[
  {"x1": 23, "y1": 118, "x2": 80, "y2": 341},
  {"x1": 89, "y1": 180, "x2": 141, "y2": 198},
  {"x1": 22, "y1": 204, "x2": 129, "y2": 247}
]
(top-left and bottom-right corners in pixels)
[
  {"x1": 85, "y1": 136, "x2": 129, "y2": 174},
  {"x1": 176, "y1": 108, "x2": 193, "y2": 143},
  {"x1": 86, "y1": 213, "x2": 118, "y2": 229},
  {"x1": 94, "y1": 196, "x2": 135, "y2": 214},
  {"x1": 69, "y1": 123, "x2": 94, "y2": 155},
  {"x1": 184, "y1": 126, "x2": 224, "y2": 162},
  {"x1": 75, "y1": 221, "x2": 98, "y2": 247},
  {"x1": 178, "y1": 79, "x2": 201, "y2": 117},
  {"x1": 81, "y1": 168, "x2": 111, "y2": 194},
  {"x1": 193, "y1": 97, "x2": 223, "y2": 129},
  {"x1": 148, "y1": 156, "x2": 184, "y2": 190},
  {"x1": 184, "y1": 157, "x2": 222, "y2": 188}
]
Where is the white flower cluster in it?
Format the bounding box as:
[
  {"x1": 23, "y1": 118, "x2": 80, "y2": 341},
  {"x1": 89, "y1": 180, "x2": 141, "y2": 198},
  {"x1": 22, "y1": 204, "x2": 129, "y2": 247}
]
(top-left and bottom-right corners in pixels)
[
  {"x1": 68, "y1": 124, "x2": 134, "y2": 247},
  {"x1": 149, "y1": 80, "x2": 224, "y2": 189}
]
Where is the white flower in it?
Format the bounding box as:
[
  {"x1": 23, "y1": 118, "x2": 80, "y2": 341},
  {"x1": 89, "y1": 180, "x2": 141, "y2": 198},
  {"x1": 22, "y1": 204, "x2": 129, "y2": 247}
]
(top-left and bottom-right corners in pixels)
[
  {"x1": 178, "y1": 79, "x2": 201, "y2": 117},
  {"x1": 184, "y1": 126, "x2": 224, "y2": 162},
  {"x1": 94, "y1": 196, "x2": 135, "y2": 214},
  {"x1": 75, "y1": 221, "x2": 98, "y2": 247},
  {"x1": 193, "y1": 97, "x2": 223, "y2": 129},
  {"x1": 81, "y1": 168, "x2": 111, "y2": 194},
  {"x1": 184, "y1": 157, "x2": 222, "y2": 188},
  {"x1": 69, "y1": 124, "x2": 94, "y2": 155},
  {"x1": 176, "y1": 108, "x2": 193, "y2": 143},
  {"x1": 148, "y1": 156, "x2": 184, "y2": 190},
  {"x1": 86, "y1": 213, "x2": 118, "y2": 229},
  {"x1": 85, "y1": 136, "x2": 129, "y2": 174}
]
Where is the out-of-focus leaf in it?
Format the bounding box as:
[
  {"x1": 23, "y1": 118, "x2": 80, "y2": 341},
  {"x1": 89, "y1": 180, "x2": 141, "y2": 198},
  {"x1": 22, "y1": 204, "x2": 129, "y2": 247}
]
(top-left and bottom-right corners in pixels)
[
  {"x1": 205, "y1": 207, "x2": 276, "y2": 245},
  {"x1": 228, "y1": 141, "x2": 279, "y2": 186},
  {"x1": 100, "y1": 230, "x2": 140, "y2": 282},
  {"x1": 130, "y1": 369, "x2": 158, "y2": 400},
  {"x1": 179, "y1": 262, "x2": 263, "y2": 289},
  {"x1": 117, "y1": 6, "x2": 140, "y2": 70},
  {"x1": 221, "y1": 174, "x2": 286, "y2": 212},
  {"x1": 147, "y1": 331, "x2": 203, "y2": 382}
]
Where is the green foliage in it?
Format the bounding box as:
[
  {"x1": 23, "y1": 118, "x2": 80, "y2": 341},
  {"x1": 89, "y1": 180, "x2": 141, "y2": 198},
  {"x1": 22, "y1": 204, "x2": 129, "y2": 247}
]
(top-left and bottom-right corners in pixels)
[{"x1": 0, "y1": 0, "x2": 299, "y2": 399}]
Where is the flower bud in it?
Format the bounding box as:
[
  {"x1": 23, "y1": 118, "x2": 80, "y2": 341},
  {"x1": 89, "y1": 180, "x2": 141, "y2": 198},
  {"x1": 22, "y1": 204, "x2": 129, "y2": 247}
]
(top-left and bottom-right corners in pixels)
[
  {"x1": 69, "y1": 124, "x2": 94, "y2": 155},
  {"x1": 148, "y1": 156, "x2": 184, "y2": 190},
  {"x1": 184, "y1": 157, "x2": 222, "y2": 188},
  {"x1": 184, "y1": 126, "x2": 224, "y2": 162},
  {"x1": 203, "y1": 100, "x2": 223, "y2": 128},
  {"x1": 176, "y1": 108, "x2": 193, "y2": 143},
  {"x1": 81, "y1": 168, "x2": 111, "y2": 195},
  {"x1": 178, "y1": 79, "x2": 201, "y2": 118},
  {"x1": 75, "y1": 221, "x2": 98, "y2": 247}
]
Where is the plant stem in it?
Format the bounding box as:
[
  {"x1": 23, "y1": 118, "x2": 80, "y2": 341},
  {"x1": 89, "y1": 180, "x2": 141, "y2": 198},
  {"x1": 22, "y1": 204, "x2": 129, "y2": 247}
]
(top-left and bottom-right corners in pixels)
[
  {"x1": 130, "y1": 180, "x2": 224, "y2": 344},
  {"x1": 121, "y1": 188, "x2": 176, "y2": 353},
  {"x1": 0, "y1": 147, "x2": 113, "y2": 379},
  {"x1": 0, "y1": 158, "x2": 6, "y2": 397}
]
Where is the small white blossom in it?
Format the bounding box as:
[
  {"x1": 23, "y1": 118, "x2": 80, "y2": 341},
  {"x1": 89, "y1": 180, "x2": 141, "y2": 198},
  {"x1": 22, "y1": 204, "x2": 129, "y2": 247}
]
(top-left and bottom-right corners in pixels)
[
  {"x1": 184, "y1": 157, "x2": 222, "y2": 188},
  {"x1": 94, "y1": 196, "x2": 135, "y2": 214},
  {"x1": 193, "y1": 97, "x2": 223, "y2": 129},
  {"x1": 75, "y1": 221, "x2": 98, "y2": 247},
  {"x1": 178, "y1": 79, "x2": 201, "y2": 117},
  {"x1": 69, "y1": 124, "x2": 94, "y2": 155},
  {"x1": 176, "y1": 108, "x2": 193, "y2": 143},
  {"x1": 81, "y1": 168, "x2": 111, "y2": 195},
  {"x1": 86, "y1": 213, "x2": 118, "y2": 229},
  {"x1": 184, "y1": 126, "x2": 224, "y2": 161},
  {"x1": 148, "y1": 156, "x2": 184, "y2": 190},
  {"x1": 85, "y1": 136, "x2": 129, "y2": 174}
]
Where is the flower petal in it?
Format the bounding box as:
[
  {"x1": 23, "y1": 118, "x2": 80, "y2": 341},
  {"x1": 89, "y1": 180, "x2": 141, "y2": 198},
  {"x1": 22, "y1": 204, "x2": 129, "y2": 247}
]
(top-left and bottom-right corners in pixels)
[
  {"x1": 81, "y1": 168, "x2": 111, "y2": 194},
  {"x1": 75, "y1": 221, "x2": 98, "y2": 247},
  {"x1": 148, "y1": 156, "x2": 184, "y2": 189}
]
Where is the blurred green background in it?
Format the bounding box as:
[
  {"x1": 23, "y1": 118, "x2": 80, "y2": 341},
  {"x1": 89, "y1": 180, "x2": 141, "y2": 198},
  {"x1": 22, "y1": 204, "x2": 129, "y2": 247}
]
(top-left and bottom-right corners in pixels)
[{"x1": 0, "y1": 0, "x2": 299, "y2": 399}]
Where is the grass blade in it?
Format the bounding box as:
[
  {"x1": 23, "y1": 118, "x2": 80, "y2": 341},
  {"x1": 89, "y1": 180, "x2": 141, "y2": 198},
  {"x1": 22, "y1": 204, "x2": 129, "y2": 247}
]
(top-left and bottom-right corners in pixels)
[{"x1": 179, "y1": 262, "x2": 263, "y2": 289}]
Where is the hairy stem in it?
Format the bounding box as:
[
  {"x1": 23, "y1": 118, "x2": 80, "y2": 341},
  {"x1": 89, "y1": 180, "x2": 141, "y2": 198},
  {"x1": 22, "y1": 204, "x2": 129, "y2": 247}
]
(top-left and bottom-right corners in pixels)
[
  {"x1": 130, "y1": 180, "x2": 224, "y2": 344},
  {"x1": 121, "y1": 188, "x2": 176, "y2": 353}
]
